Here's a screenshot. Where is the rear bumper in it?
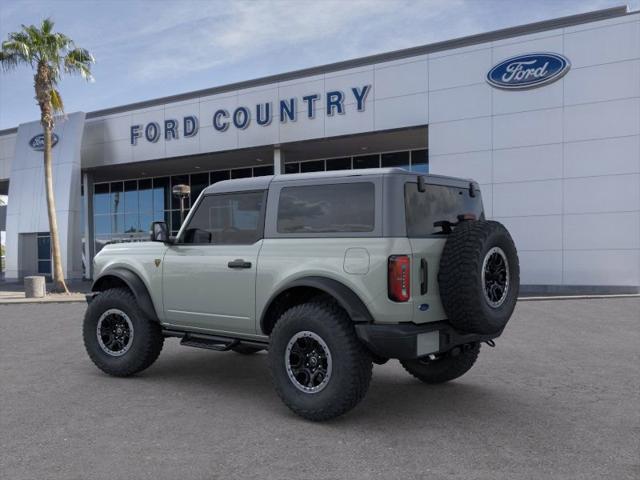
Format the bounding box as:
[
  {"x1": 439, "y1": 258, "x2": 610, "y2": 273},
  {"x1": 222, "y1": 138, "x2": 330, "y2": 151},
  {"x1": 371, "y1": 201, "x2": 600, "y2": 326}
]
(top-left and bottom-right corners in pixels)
[{"x1": 355, "y1": 321, "x2": 501, "y2": 360}]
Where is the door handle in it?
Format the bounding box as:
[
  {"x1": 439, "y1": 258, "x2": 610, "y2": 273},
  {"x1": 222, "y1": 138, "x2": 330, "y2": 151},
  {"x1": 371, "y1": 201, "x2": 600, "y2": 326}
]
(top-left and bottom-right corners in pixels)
[{"x1": 228, "y1": 259, "x2": 252, "y2": 269}]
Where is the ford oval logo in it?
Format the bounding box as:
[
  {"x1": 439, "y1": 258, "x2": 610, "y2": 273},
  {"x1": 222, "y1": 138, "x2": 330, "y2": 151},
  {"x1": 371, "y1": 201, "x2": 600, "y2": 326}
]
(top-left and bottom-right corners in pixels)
[
  {"x1": 487, "y1": 53, "x2": 570, "y2": 90},
  {"x1": 29, "y1": 133, "x2": 59, "y2": 151}
]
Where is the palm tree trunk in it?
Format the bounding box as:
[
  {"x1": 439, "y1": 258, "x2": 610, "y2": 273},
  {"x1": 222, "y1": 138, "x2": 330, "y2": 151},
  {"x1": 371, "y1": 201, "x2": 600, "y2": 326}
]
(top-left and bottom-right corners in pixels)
[{"x1": 43, "y1": 123, "x2": 68, "y2": 294}]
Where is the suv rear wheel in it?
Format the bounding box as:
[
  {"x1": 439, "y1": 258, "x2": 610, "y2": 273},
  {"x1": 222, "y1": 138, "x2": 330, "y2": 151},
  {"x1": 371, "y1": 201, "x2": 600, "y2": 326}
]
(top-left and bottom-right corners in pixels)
[
  {"x1": 400, "y1": 343, "x2": 480, "y2": 384},
  {"x1": 83, "y1": 288, "x2": 164, "y2": 377},
  {"x1": 268, "y1": 301, "x2": 372, "y2": 421}
]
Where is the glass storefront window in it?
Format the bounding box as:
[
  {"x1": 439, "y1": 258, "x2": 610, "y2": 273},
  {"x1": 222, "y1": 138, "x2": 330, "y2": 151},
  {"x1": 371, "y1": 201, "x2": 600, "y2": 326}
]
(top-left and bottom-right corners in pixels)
[
  {"x1": 253, "y1": 165, "x2": 274, "y2": 177},
  {"x1": 284, "y1": 163, "x2": 300, "y2": 174},
  {"x1": 210, "y1": 170, "x2": 230, "y2": 184},
  {"x1": 171, "y1": 209, "x2": 185, "y2": 234},
  {"x1": 138, "y1": 179, "x2": 153, "y2": 213},
  {"x1": 124, "y1": 180, "x2": 138, "y2": 213},
  {"x1": 353, "y1": 154, "x2": 380, "y2": 169},
  {"x1": 231, "y1": 168, "x2": 252, "y2": 179},
  {"x1": 300, "y1": 160, "x2": 325, "y2": 172},
  {"x1": 111, "y1": 213, "x2": 124, "y2": 234},
  {"x1": 110, "y1": 182, "x2": 123, "y2": 216},
  {"x1": 411, "y1": 149, "x2": 428, "y2": 173},
  {"x1": 94, "y1": 183, "x2": 110, "y2": 214},
  {"x1": 140, "y1": 214, "x2": 154, "y2": 234},
  {"x1": 94, "y1": 215, "x2": 110, "y2": 235},
  {"x1": 152, "y1": 210, "x2": 168, "y2": 223},
  {"x1": 190, "y1": 172, "x2": 209, "y2": 203},
  {"x1": 326, "y1": 157, "x2": 351, "y2": 171},
  {"x1": 124, "y1": 213, "x2": 140, "y2": 233},
  {"x1": 153, "y1": 177, "x2": 170, "y2": 214},
  {"x1": 382, "y1": 151, "x2": 410, "y2": 170}
]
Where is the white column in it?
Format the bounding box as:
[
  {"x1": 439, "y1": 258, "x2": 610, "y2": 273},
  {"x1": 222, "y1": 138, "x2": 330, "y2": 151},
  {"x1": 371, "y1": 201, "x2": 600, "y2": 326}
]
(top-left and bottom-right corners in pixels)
[
  {"x1": 82, "y1": 172, "x2": 93, "y2": 280},
  {"x1": 273, "y1": 147, "x2": 285, "y2": 175}
]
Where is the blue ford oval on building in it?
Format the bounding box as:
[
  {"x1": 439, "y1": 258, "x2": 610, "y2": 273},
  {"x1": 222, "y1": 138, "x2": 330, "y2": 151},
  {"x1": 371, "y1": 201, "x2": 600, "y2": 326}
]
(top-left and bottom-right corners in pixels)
[
  {"x1": 487, "y1": 53, "x2": 571, "y2": 90},
  {"x1": 28, "y1": 133, "x2": 59, "y2": 151}
]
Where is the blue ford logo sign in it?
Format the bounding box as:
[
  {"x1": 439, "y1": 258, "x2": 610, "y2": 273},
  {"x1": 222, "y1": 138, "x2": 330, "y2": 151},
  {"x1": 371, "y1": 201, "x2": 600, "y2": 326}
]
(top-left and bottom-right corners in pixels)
[
  {"x1": 29, "y1": 133, "x2": 59, "y2": 151},
  {"x1": 487, "y1": 53, "x2": 570, "y2": 90}
]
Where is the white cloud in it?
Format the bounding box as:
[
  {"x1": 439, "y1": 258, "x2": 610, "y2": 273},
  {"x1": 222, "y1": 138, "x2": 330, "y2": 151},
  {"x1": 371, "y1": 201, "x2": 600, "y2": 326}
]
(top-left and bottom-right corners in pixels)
[{"x1": 93, "y1": 0, "x2": 473, "y2": 81}]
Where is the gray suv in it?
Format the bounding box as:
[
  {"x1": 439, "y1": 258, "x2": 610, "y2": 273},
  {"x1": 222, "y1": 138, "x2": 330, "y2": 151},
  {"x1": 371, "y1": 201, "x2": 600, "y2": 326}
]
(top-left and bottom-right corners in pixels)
[{"x1": 84, "y1": 168, "x2": 519, "y2": 421}]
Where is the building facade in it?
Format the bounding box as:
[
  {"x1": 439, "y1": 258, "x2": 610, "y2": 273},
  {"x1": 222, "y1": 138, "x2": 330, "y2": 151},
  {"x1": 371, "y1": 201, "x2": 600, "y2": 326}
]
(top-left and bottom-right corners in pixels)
[{"x1": 0, "y1": 6, "x2": 639, "y2": 292}]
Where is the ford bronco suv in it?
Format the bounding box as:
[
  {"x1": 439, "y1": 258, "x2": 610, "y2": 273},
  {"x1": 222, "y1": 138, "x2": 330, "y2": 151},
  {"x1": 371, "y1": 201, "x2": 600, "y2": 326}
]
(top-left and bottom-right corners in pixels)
[{"x1": 84, "y1": 168, "x2": 519, "y2": 421}]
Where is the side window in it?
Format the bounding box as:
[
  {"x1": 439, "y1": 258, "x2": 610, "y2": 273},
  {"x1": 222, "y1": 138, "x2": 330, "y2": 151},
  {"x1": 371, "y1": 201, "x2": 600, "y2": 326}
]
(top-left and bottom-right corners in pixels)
[
  {"x1": 181, "y1": 191, "x2": 265, "y2": 244},
  {"x1": 277, "y1": 182, "x2": 375, "y2": 234}
]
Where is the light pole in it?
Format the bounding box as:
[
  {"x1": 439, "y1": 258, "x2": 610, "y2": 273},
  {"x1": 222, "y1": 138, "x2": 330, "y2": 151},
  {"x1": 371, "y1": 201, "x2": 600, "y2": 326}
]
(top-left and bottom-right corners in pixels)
[{"x1": 172, "y1": 184, "x2": 191, "y2": 225}]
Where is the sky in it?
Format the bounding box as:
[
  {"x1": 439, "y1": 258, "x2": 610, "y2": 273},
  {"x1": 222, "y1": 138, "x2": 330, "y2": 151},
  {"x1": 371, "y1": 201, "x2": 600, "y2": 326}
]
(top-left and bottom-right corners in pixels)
[{"x1": 0, "y1": 0, "x2": 636, "y2": 130}]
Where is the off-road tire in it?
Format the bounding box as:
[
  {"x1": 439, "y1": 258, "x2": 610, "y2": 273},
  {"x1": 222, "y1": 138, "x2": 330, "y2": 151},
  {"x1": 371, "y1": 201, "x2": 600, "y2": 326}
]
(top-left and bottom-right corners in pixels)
[
  {"x1": 231, "y1": 345, "x2": 264, "y2": 355},
  {"x1": 83, "y1": 288, "x2": 164, "y2": 377},
  {"x1": 401, "y1": 343, "x2": 480, "y2": 384},
  {"x1": 438, "y1": 220, "x2": 519, "y2": 334},
  {"x1": 268, "y1": 301, "x2": 373, "y2": 421}
]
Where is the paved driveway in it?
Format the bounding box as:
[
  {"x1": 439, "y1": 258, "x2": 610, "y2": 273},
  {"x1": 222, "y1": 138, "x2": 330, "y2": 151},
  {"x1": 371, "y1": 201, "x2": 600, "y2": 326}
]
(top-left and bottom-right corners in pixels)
[{"x1": 1, "y1": 298, "x2": 638, "y2": 480}]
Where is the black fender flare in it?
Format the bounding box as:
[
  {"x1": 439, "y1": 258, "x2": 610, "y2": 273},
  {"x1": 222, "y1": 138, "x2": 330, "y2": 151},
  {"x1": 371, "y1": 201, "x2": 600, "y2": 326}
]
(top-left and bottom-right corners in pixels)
[
  {"x1": 92, "y1": 268, "x2": 159, "y2": 322},
  {"x1": 260, "y1": 276, "x2": 373, "y2": 333}
]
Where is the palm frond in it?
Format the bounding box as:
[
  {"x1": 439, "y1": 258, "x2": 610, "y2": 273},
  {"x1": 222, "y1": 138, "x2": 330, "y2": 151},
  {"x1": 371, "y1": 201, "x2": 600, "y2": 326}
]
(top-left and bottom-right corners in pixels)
[
  {"x1": 50, "y1": 88, "x2": 64, "y2": 113},
  {"x1": 41, "y1": 18, "x2": 54, "y2": 35},
  {"x1": 53, "y1": 32, "x2": 72, "y2": 50},
  {"x1": 22, "y1": 24, "x2": 42, "y2": 48},
  {"x1": 2, "y1": 37, "x2": 32, "y2": 63},
  {"x1": 0, "y1": 51, "x2": 20, "y2": 70},
  {"x1": 64, "y1": 47, "x2": 94, "y2": 81}
]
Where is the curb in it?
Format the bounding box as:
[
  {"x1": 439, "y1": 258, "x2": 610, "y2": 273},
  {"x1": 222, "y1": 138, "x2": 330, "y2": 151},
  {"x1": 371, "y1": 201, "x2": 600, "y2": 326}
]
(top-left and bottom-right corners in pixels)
[
  {"x1": 0, "y1": 296, "x2": 87, "y2": 305},
  {"x1": 518, "y1": 294, "x2": 640, "y2": 302}
]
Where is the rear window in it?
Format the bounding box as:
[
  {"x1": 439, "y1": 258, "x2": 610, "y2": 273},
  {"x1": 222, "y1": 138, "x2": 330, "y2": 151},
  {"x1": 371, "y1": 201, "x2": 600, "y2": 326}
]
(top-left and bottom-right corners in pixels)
[
  {"x1": 277, "y1": 183, "x2": 375, "y2": 234},
  {"x1": 405, "y1": 182, "x2": 483, "y2": 236}
]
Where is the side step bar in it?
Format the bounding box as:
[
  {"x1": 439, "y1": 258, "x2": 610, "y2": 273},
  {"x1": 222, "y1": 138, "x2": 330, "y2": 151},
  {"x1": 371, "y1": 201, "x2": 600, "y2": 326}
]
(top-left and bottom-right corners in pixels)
[
  {"x1": 163, "y1": 329, "x2": 268, "y2": 352},
  {"x1": 181, "y1": 333, "x2": 238, "y2": 352}
]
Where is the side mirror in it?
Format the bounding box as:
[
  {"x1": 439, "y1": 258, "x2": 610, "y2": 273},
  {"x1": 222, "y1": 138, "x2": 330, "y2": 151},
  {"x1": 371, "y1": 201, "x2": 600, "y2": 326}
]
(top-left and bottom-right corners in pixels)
[{"x1": 150, "y1": 221, "x2": 170, "y2": 243}]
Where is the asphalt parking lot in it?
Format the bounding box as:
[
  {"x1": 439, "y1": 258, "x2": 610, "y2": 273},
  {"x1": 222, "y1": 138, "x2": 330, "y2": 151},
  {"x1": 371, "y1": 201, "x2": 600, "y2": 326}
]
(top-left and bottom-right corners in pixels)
[{"x1": 1, "y1": 298, "x2": 638, "y2": 480}]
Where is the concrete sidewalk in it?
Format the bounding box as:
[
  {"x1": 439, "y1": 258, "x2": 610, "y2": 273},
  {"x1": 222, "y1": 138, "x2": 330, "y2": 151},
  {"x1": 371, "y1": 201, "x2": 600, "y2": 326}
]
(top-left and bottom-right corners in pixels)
[{"x1": 0, "y1": 279, "x2": 90, "y2": 304}]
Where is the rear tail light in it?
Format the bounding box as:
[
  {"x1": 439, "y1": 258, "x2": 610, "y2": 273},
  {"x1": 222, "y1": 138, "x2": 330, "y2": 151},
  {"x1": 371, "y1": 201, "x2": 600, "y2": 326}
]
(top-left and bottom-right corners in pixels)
[{"x1": 388, "y1": 255, "x2": 410, "y2": 302}]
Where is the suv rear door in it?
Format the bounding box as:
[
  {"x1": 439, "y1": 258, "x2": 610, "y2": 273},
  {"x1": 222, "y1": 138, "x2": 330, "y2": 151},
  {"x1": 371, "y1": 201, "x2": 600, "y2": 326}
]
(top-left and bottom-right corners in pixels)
[
  {"x1": 404, "y1": 179, "x2": 484, "y2": 323},
  {"x1": 161, "y1": 190, "x2": 266, "y2": 335}
]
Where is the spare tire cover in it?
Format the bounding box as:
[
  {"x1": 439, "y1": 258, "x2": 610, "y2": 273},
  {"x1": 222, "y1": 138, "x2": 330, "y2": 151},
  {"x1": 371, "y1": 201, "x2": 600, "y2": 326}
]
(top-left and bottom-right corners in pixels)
[{"x1": 438, "y1": 220, "x2": 519, "y2": 334}]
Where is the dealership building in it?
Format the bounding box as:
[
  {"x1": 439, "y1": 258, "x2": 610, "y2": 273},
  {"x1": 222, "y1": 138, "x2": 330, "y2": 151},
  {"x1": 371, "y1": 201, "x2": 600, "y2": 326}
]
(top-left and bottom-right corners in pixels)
[{"x1": 0, "y1": 5, "x2": 639, "y2": 293}]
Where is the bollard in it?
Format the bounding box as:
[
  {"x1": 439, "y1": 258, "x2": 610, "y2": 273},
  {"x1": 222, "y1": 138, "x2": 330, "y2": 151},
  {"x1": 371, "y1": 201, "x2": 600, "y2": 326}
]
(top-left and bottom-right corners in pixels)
[{"x1": 24, "y1": 276, "x2": 46, "y2": 298}]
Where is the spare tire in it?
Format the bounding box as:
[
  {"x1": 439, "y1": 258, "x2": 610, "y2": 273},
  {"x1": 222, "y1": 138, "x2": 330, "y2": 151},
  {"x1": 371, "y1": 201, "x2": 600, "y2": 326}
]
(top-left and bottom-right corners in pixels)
[{"x1": 438, "y1": 220, "x2": 519, "y2": 334}]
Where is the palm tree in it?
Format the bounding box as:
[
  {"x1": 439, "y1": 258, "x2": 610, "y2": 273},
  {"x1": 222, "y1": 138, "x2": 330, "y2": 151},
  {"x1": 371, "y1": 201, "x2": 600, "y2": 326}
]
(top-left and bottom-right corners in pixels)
[{"x1": 0, "y1": 18, "x2": 94, "y2": 293}]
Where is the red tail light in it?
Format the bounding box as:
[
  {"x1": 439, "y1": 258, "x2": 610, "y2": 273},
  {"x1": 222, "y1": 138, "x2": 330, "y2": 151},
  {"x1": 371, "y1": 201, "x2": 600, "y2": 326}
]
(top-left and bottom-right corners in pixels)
[{"x1": 388, "y1": 255, "x2": 410, "y2": 302}]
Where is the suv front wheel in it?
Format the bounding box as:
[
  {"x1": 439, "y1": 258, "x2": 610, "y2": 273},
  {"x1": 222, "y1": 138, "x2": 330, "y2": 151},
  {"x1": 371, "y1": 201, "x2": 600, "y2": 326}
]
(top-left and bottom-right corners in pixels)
[
  {"x1": 268, "y1": 301, "x2": 373, "y2": 421},
  {"x1": 83, "y1": 288, "x2": 164, "y2": 377}
]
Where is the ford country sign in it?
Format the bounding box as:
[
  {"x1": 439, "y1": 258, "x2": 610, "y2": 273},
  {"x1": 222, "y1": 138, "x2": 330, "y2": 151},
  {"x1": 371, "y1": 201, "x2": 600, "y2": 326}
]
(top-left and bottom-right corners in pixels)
[
  {"x1": 29, "y1": 133, "x2": 59, "y2": 151},
  {"x1": 487, "y1": 53, "x2": 570, "y2": 90}
]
